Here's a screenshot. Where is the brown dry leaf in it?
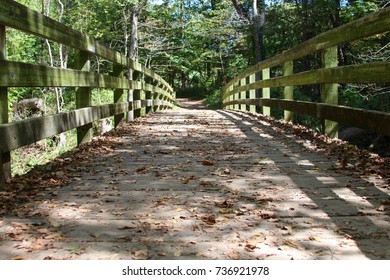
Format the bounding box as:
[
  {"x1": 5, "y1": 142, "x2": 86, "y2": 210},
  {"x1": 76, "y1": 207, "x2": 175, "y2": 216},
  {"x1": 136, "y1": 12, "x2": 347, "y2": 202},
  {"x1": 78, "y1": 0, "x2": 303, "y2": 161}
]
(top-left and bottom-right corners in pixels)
[
  {"x1": 134, "y1": 249, "x2": 148, "y2": 260},
  {"x1": 284, "y1": 239, "x2": 299, "y2": 249},
  {"x1": 245, "y1": 244, "x2": 257, "y2": 251},
  {"x1": 226, "y1": 251, "x2": 240, "y2": 260},
  {"x1": 201, "y1": 160, "x2": 214, "y2": 166},
  {"x1": 181, "y1": 176, "x2": 196, "y2": 184},
  {"x1": 11, "y1": 255, "x2": 27, "y2": 260},
  {"x1": 202, "y1": 215, "x2": 217, "y2": 225},
  {"x1": 215, "y1": 200, "x2": 234, "y2": 208}
]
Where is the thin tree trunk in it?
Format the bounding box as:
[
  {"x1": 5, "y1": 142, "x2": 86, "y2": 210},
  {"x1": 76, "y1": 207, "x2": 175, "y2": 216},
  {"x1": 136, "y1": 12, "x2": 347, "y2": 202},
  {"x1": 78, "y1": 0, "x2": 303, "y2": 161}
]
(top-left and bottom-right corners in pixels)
[
  {"x1": 127, "y1": 2, "x2": 139, "y2": 122},
  {"x1": 43, "y1": 0, "x2": 67, "y2": 149}
]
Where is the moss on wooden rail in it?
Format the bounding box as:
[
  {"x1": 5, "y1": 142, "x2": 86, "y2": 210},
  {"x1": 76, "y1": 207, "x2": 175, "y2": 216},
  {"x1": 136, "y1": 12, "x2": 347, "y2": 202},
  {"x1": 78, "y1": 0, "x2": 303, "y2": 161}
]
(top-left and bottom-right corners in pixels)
[
  {"x1": 0, "y1": 99, "x2": 172, "y2": 152},
  {"x1": 223, "y1": 7, "x2": 390, "y2": 92},
  {"x1": 0, "y1": 61, "x2": 174, "y2": 102},
  {"x1": 0, "y1": 0, "x2": 173, "y2": 94},
  {"x1": 225, "y1": 98, "x2": 390, "y2": 137},
  {"x1": 223, "y1": 62, "x2": 390, "y2": 100}
]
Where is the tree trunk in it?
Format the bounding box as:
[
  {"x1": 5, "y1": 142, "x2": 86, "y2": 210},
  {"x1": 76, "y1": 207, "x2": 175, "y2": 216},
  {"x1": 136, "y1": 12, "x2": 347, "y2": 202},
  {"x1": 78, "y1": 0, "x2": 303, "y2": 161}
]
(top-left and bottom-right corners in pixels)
[
  {"x1": 43, "y1": 0, "x2": 67, "y2": 149},
  {"x1": 127, "y1": 2, "x2": 139, "y2": 122}
]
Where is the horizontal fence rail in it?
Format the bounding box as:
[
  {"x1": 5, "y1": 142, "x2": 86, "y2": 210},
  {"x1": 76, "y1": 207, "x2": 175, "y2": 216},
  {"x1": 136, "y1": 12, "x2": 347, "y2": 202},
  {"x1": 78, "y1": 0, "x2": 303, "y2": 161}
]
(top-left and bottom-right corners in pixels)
[
  {"x1": 0, "y1": 0, "x2": 175, "y2": 187},
  {"x1": 223, "y1": 7, "x2": 390, "y2": 138}
]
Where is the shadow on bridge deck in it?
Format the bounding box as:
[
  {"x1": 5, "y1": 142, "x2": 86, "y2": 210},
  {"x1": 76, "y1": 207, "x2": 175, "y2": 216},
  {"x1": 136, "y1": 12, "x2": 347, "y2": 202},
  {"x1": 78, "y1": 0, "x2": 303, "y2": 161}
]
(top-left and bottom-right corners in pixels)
[{"x1": 0, "y1": 99, "x2": 389, "y2": 260}]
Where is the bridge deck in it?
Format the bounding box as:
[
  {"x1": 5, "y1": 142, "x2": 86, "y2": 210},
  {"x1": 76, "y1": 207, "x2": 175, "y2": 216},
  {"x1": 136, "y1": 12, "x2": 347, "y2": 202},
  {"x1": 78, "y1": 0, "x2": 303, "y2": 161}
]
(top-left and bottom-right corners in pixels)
[{"x1": 1, "y1": 99, "x2": 389, "y2": 260}]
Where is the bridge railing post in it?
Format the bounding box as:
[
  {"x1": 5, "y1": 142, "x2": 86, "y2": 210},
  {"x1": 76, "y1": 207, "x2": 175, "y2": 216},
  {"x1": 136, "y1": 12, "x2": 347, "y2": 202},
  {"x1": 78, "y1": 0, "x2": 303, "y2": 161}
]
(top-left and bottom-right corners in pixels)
[
  {"x1": 240, "y1": 77, "x2": 246, "y2": 111},
  {"x1": 0, "y1": 24, "x2": 11, "y2": 188},
  {"x1": 133, "y1": 71, "x2": 142, "y2": 119},
  {"x1": 249, "y1": 74, "x2": 256, "y2": 113},
  {"x1": 227, "y1": 84, "x2": 233, "y2": 110},
  {"x1": 113, "y1": 64, "x2": 125, "y2": 128},
  {"x1": 321, "y1": 46, "x2": 339, "y2": 138},
  {"x1": 283, "y1": 61, "x2": 294, "y2": 122},
  {"x1": 75, "y1": 50, "x2": 93, "y2": 145},
  {"x1": 262, "y1": 68, "x2": 271, "y2": 116},
  {"x1": 233, "y1": 81, "x2": 239, "y2": 110},
  {"x1": 145, "y1": 76, "x2": 153, "y2": 115}
]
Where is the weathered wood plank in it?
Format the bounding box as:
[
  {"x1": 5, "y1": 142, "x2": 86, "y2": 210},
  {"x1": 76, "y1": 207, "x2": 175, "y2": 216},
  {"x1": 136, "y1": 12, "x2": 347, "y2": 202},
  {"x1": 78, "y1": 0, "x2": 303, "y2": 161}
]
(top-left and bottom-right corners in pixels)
[
  {"x1": 249, "y1": 74, "x2": 256, "y2": 113},
  {"x1": 223, "y1": 7, "x2": 390, "y2": 91},
  {"x1": 225, "y1": 98, "x2": 390, "y2": 137},
  {"x1": 0, "y1": 102, "x2": 135, "y2": 152},
  {"x1": 0, "y1": 61, "x2": 174, "y2": 101},
  {"x1": 283, "y1": 61, "x2": 294, "y2": 121},
  {"x1": 262, "y1": 68, "x2": 271, "y2": 116},
  {"x1": 113, "y1": 64, "x2": 125, "y2": 128},
  {"x1": 75, "y1": 50, "x2": 93, "y2": 145},
  {"x1": 0, "y1": 23, "x2": 10, "y2": 187},
  {"x1": 224, "y1": 62, "x2": 390, "y2": 99},
  {"x1": 0, "y1": 0, "x2": 172, "y2": 92},
  {"x1": 321, "y1": 46, "x2": 339, "y2": 138}
]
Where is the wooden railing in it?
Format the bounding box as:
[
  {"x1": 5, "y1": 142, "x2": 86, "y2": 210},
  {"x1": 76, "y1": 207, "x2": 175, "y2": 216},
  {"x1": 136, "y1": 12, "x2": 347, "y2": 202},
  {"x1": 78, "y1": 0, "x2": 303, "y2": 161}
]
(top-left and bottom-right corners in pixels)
[
  {"x1": 223, "y1": 7, "x2": 390, "y2": 139},
  {"x1": 0, "y1": 0, "x2": 175, "y2": 186}
]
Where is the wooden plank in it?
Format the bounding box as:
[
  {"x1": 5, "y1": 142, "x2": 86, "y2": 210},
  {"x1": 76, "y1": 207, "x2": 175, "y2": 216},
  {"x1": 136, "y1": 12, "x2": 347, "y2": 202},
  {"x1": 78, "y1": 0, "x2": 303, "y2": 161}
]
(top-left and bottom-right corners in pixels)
[
  {"x1": 0, "y1": 23, "x2": 10, "y2": 187},
  {"x1": 133, "y1": 72, "x2": 142, "y2": 119},
  {"x1": 240, "y1": 77, "x2": 246, "y2": 111},
  {"x1": 113, "y1": 64, "x2": 125, "y2": 128},
  {"x1": 0, "y1": 102, "x2": 134, "y2": 152},
  {"x1": 262, "y1": 68, "x2": 271, "y2": 116},
  {"x1": 0, "y1": 62, "x2": 175, "y2": 101},
  {"x1": 283, "y1": 61, "x2": 294, "y2": 121},
  {"x1": 0, "y1": 0, "x2": 171, "y2": 88},
  {"x1": 75, "y1": 50, "x2": 93, "y2": 145},
  {"x1": 249, "y1": 74, "x2": 256, "y2": 112},
  {"x1": 223, "y1": 7, "x2": 390, "y2": 91},
  {"x1": 225, "y1": 98, "x2": 390, "y2": 137},
  {"x1": 321, "y1": 46, "x2": 339, "y2": 138},
  {"x1": 224, "y1": 62, "x2": 390, "y2": 99}
]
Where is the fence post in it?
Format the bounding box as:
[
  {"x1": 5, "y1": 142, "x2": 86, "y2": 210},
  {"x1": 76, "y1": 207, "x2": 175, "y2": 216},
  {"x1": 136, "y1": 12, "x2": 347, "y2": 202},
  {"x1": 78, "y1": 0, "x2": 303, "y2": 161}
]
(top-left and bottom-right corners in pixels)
[
  {"x1": 133, "y1": 71, "x2": 142, "y2": 119},
  {"x1": 240, "y1": 77, "x2": 246, "y2": 111},
  {"x1": 75, "y1": 50, "x2": 93, "y2": 145},
  {"x1": 0, "y1": 24, "x2": 11, "y2": 188},
  {"x1": 321, "y1": 46, "x2": 338, "y2": 138},
  {"x1": 249, "y1": 74, "x2": 256, "y2": 113},
  {"x1": 262, "y1": 68, "x2": 271, "y2": 116},
  {"x1": 283, "y1": 61, "x2": 294, "y2": 121},
  {"x1": 233, "y1": 81, "x2": 239, "y2": 110},
  {"x1": 145, "y1": 77, "x2": 153, "y2": 115},
  {"x1": 113, "y1": 64, "x2": 125, "y2": 128}
]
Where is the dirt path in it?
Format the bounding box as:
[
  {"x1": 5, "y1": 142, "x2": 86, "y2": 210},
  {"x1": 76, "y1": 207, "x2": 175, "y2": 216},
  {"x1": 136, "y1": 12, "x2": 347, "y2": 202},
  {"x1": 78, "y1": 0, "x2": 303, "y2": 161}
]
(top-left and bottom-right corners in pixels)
[{"x1": 1, "y1": 99, "x2": 389, "y2": 260}]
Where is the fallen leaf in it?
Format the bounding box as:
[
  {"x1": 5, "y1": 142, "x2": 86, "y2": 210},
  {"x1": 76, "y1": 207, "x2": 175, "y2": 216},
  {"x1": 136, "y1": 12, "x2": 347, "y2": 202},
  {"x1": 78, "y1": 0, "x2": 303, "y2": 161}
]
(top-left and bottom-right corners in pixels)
[
  {"x1": 11, "y1": 255, "x2": 27, "y2": 260},
  {"x1": 215, "y1": 200, "x2": 234, "y2": 208},
  {"x1": 202, "y1": 214, "x2": 217, "y2": 225},
  {"x1": 245, "y1": 244, "x2": 257, "y2": 251},
  {"x1": 118, "y1": 225, "x2": 137, "y2": 230},
  {"x1": 218, "y1": 209, "x2": 234, "y2": 214},
  {"x1": 284, "y1": 239, "x2": 299, "y2": 249},
  {"x1": 174, "y1": 251, "x2": 181, "y2": 257},
  {"x1": 201, "y1": 160, "x2": 214, "y2": 166},
  {"x1": 309, "y1": 236, "x2": 321, "y2": 242},
  {"x1": 226, "y1": 251, "x2": 240, "y2": 260},
  {"x1": 134, "y1": 249, "x2": 148, "y2": 260}
]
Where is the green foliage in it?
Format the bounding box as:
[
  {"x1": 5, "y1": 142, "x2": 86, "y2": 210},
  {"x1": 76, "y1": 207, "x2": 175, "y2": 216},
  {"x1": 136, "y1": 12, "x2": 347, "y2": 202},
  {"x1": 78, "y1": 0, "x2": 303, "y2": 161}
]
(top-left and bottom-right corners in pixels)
[{"x1": 204, "y1": 89, "x2": 223, "y2": 109}]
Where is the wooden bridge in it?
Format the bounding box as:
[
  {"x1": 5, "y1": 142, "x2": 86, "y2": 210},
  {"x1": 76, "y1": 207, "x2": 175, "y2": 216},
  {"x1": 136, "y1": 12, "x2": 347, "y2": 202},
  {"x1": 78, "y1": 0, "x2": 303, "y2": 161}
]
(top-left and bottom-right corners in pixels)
[{"x1": 0, "y1": 1, "x2": 389, "y2": 259}]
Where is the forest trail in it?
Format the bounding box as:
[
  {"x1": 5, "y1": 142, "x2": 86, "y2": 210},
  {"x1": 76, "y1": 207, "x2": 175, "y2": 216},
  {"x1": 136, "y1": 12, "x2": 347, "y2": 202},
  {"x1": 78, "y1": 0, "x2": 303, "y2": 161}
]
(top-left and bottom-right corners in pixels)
[{"x1": 1, "y1": 99, "x2": 389, "y2": 260}]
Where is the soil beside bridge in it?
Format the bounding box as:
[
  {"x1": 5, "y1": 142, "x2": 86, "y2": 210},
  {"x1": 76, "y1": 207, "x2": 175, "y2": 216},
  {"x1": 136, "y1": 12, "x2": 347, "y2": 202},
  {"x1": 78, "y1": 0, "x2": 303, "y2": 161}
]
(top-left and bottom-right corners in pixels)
[{"x1": 0, "y1": 99, "x2": 389, "y2": 260}]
